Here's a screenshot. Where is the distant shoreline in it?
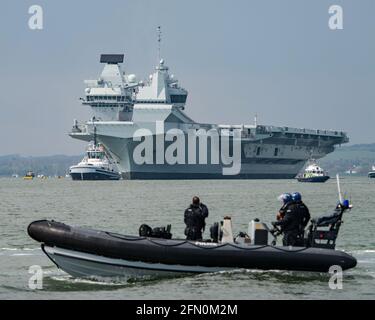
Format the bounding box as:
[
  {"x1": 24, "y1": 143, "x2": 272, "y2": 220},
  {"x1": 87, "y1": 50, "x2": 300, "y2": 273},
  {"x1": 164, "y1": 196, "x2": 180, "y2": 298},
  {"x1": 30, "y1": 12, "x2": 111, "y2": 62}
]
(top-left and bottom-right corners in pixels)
[{"x1": 1, "y1": 143, "x2": 374, "y2": 177}]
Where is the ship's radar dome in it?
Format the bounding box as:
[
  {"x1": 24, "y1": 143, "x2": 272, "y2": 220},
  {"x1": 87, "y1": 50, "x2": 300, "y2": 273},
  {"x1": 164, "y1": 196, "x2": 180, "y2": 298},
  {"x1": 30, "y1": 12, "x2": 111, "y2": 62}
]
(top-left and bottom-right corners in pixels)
[
  {"x1": 128, "y1": 74, "x2": 137, "y2": 83},
  {"x1": 160, "y1": 59, "x2": 164, "y2": 65}
]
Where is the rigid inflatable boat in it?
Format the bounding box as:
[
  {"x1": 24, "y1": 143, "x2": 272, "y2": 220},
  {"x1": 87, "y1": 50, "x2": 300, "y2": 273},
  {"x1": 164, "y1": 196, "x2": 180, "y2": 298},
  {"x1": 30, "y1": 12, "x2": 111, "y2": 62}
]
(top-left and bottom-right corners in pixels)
[{"x1": 28, "y1": 213, "x2": 357, "y2": 279}]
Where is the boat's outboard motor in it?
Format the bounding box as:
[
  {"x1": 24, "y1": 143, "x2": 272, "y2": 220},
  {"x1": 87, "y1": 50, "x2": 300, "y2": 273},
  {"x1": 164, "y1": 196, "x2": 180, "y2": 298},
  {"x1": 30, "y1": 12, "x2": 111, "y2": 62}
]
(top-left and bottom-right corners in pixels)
[
  {"x1": 306, "y1": 201, "x2": 351, "y2": 249},
  {"x1": 139, "y1": 224, "x2": 172, "y2": 239}
]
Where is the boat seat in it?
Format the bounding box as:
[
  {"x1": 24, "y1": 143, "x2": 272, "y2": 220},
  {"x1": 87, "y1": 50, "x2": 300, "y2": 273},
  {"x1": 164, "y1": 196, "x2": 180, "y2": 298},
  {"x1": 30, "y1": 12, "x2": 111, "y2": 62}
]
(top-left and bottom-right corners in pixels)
[
  {"x1": 306, "y1": 207, "x2": 344, "y2": 249},
  {"x1": 311, "y1": 209, "x2": 342, "y2": 227}
]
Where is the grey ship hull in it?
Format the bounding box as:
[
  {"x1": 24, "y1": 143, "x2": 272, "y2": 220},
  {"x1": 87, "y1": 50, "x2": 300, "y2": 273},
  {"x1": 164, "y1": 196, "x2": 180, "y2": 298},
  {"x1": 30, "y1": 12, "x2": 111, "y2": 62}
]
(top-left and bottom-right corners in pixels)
[
  {"x1": 71, "y1": 123, "x2": 347, "y2": 180},
  {"x1": 122, "y1": 172, "x2": 297, "y2": 180},
  {"x1": 97, "y1": 136, "x2": 323, "y2": 180}
]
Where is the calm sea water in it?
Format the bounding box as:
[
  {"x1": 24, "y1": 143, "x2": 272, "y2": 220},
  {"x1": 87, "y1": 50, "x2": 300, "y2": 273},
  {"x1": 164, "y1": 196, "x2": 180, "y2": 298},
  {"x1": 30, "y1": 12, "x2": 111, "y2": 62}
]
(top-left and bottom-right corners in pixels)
[{"x1": 0, "y1": 177, "x2": 374, "y2": 300}]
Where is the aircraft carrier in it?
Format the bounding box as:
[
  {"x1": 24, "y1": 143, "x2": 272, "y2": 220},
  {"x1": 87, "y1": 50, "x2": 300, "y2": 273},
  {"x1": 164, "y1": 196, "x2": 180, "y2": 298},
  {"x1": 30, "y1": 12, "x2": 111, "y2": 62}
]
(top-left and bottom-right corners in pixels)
[{"x1": 70, "y1": 50, "x2": 348, "y2": 180}]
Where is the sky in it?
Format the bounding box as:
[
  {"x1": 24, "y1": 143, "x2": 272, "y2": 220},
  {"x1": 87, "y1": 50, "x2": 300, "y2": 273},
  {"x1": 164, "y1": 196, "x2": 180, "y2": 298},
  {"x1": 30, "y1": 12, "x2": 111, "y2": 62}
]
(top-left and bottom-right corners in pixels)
[{"x1": 1, "y1": 0, "x2": 374, "y2": 156}]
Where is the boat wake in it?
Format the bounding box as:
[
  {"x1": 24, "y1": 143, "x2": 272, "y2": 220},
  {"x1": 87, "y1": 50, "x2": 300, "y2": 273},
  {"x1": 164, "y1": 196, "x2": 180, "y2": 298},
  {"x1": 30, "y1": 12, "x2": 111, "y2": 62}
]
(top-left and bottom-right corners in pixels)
[
  {"x1": 201, "y1": 268, "x2": 332, "y2": 283},
  {"x1": 0, "y1": 247, "x2": 41, "y2": 256},
  {"x1": 348, "y1": 249, "x2": 375, "y2": 264},
  {"x1": 42, "y1": 273, "x2": 174, "y2": 291},
  {"x1": 50, "y1": 275, "x2": 126, "y2": 287}
]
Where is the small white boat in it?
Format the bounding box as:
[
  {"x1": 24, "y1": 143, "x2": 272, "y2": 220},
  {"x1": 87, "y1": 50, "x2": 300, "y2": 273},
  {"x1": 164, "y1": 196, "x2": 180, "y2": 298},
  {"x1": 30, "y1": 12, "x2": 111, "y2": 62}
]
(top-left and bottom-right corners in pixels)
[
  {"x1": 297, "y1": 161, "x2": 330, "y2": 183},
  {"x1": 69, "y1": 143, "x2": 121, "y2": 181},
  {"x1": 368, "y1": 166, "x2": 375, "y2": 178},
  {"x1": 23, "y1": 171, "x2": 35, "y2": 180}
]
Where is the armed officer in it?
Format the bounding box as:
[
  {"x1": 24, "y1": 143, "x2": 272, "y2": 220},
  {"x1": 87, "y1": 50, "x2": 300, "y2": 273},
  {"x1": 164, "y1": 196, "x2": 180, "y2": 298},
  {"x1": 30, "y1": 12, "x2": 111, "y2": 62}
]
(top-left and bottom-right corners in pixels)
[
  {"x1": 184, "y1": 196, "x2": 209, "y2": 241},
  {"x1": 276, "y1": 193, "x2": 294, "y2": 221},
  {"x1": 291, "y1": 192, "x2": 311, "y2": 233},
  {"x1": 272, "y1": 193, "x2": 302, "y2": 246}
]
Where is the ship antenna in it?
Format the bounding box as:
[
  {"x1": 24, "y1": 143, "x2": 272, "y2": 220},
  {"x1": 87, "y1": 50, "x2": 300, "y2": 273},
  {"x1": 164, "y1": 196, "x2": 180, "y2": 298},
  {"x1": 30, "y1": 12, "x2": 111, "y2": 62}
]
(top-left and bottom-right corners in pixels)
[
  {"x1": 254, "y1": 113, "x2": 258, "y2": 127},
  {"x1": 157, "y1": 26, "x2": 162, "y2": 63}
]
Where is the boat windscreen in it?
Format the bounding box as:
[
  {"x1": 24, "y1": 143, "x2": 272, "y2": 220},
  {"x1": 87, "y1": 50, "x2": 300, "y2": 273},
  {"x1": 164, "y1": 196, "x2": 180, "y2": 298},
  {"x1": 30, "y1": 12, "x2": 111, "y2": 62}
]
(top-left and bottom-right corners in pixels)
[{"x1": 88, "y1": 151, "x2": 105, "y2": 159}]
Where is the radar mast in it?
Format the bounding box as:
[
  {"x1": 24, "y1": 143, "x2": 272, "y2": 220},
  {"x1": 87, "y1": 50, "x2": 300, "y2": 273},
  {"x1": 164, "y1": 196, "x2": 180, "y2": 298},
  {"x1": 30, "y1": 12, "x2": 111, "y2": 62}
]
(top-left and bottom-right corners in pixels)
[{"x1": 157, "y1": 26, "x2": 162, "y2": 63}]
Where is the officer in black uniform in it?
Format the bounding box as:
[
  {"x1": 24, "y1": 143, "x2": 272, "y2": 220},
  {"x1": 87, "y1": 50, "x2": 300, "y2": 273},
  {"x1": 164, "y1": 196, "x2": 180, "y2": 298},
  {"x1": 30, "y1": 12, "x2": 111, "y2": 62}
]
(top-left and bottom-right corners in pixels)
[
  {"x1": 184, "y1": 196, "x2": 209, "y2": 241},
  {"x1": 272, "y1": 193, "x2": 302, "y2": 246},
  {"x1": 292, "y1": 192, "x2": 310, "y2": 229}
]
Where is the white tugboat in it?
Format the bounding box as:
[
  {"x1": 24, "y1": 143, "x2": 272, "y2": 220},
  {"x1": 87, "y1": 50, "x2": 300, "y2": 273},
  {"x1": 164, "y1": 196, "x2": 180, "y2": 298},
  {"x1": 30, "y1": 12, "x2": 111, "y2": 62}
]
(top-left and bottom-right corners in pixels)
[
  {"x1": 69, "y1": 128, "x2": 121, "y2": 181},
  {"x1": 368, "y1": 166, "x2": 375, "y2": 178},
  {"x1": 297, "y1": 161, "x2": 330, "y2": 183}
]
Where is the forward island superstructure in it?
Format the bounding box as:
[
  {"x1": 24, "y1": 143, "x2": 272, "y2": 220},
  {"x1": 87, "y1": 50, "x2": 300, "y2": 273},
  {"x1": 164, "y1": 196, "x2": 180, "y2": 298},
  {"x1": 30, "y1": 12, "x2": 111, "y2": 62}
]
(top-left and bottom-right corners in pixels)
[{"x1": 70, "y1": 52, "x2": 348, "y2": 180}]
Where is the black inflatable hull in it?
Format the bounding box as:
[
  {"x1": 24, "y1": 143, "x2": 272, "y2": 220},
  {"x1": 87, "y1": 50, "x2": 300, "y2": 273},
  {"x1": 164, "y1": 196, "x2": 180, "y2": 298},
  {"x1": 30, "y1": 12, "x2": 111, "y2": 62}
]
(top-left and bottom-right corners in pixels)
[{"x1": 27, "y1": 220, "x2": 357, "y2": 278}]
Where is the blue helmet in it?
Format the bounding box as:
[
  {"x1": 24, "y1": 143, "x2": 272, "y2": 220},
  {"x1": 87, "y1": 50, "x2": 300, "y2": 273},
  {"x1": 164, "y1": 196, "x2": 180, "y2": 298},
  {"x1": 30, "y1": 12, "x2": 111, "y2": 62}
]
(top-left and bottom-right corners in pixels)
[
  {"x1": 278, "y1": 193, "x2": 292, "y2": 204},
  {"x1": 292, "y1": 192, "x2": 302, "y2": 202}
]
